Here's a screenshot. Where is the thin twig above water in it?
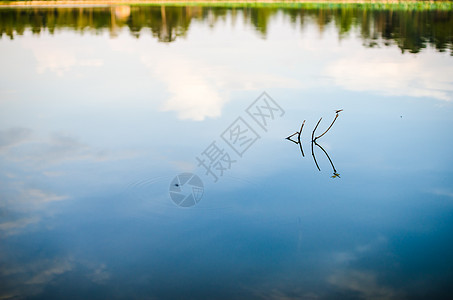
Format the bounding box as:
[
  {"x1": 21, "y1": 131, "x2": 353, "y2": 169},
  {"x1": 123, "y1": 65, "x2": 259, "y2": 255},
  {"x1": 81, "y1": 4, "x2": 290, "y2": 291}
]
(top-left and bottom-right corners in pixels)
[{"x1": 314, "y1": 113, "x2": 339, "y2": 141}]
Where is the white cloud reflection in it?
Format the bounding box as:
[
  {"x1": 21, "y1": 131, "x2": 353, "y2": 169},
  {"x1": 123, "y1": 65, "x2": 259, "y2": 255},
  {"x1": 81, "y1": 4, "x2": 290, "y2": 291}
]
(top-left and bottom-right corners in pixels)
[
  {"x1": 22, "y1": 36, "x2": 103, "y2": 76},
  {"x1": 331, "y1": 236, "x2": 388, "y2": 264},
  {"x1": 0, "y1": 217, "x2": 40, "y2": 236},
  {"x1": 326, "y1": 49, "x2": 453, "y2": 101},
  {"x1": 87, "y1": 264, "x2": 111, "y2": 284},
  {"x1": 0, "y1": 127, "x2": 32, "y2": 151},
  {"x1": 141, "y1": 55, "x2": 227, "y2": 121},
  {"x1": 328, "y1": 270, "x2": 399, "y2": 300},
  {"x1": 0, "y1": 258, "x2": 74, "y2": 299},
  {"x1": 432, "y1": 188, "x2": 453, "y2": 200},
  {"x1": 0, "y1": 185, "x2": 69, "y2": 236},
  {"x1": 25, "y1": 259, "x2": 73, "y2": 285},
  {"x1": 140, "y1": 53, "x2": 299, "y2": 121},
  {"x1": 1, "y1": 129, "x2": 134, "y2": 166},
  {"x1": 325, "y1": 236, "x2": 398, "y2": 300},
  {"x1": 106, "y1": 27, "x2": 300, "y2": 122}
]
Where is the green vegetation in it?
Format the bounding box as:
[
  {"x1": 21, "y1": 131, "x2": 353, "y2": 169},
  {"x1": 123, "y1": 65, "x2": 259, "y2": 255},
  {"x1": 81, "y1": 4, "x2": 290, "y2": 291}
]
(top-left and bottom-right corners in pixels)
[{"x1": 1, "y1": 4, "x2": 452, "y2": 53}]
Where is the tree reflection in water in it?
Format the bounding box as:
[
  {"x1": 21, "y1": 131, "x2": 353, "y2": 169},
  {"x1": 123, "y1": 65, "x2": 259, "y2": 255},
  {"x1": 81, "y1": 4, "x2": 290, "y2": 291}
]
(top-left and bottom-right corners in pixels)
[{"x1": 1, "y1": 4, "x2": 452, "y2": 53}]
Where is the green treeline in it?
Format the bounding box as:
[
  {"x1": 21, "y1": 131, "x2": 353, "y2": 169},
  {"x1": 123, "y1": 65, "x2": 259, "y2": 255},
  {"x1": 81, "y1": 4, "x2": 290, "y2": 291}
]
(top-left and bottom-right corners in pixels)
[{"x1": 0, "y1": 5, "x2": 452, "y2": 53}]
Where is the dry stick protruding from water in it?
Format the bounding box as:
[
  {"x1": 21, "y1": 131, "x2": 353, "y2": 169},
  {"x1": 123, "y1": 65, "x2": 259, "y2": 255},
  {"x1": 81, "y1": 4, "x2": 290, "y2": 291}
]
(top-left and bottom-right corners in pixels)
[
  {"x1": 314, "y1": 113, "x2": 339, "y2": 141},
  {"x1": 311, "y1": 117, "x2": 322, "y2": 142},
  {"x1": 286, "y1": 120, "x2": 306, "y2": 157},
  {"x1": 311, "y1": 118, "x2": 323, "y2": 171},
  {"x1": 299, "y1": 120, "x2": 306, "y2": 136},
  {"x1": 297, "y1": 120, "x2": 305, "y2": 157},
  {"x1": 310, "y1": 112, "x2": 341, "y2": 172}
]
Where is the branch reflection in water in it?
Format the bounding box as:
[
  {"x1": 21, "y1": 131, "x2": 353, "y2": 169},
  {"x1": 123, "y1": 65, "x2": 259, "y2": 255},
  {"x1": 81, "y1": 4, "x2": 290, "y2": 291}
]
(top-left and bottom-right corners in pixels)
[{"x1": 286, "y1": 110, "x2": 342, "y2": 178}]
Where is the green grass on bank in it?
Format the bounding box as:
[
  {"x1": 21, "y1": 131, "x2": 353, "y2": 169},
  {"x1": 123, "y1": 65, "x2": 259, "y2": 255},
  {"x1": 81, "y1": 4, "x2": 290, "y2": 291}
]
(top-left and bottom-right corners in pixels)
[
  {"x1": 140, "y1": 2, "x2": 453, "y2": 10},
  {"x1": 1, "y1": 1, "x2": 453, "y2": 11}
]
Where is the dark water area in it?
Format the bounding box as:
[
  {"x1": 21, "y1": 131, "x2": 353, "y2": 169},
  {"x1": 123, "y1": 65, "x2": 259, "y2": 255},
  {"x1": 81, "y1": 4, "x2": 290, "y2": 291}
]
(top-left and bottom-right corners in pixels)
[{"x1": 1, "y1": 3, "x2": 453, "y2": 300}]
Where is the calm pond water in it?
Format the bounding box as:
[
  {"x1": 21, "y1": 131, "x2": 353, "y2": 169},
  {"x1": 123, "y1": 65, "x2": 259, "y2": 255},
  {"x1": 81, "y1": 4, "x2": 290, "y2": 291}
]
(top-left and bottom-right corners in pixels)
[{"x1": 1, "y1": 3, "x2": 453, "y2": 299}]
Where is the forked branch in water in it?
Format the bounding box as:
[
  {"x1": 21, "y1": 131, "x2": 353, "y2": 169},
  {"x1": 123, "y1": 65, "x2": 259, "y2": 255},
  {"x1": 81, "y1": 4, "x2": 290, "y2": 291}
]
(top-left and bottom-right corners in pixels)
[
  {"x1": 311, "y1": 117, "x2": 322, "y2": 142},
  {"x1": 292, "y1": 111, "x2": 342, "y2": 176},
  {"x1": 310, "y1": 111, "x2": 342, "y2": 174},
  {"x1": 286, "y1": 120, "x2": 306, "y2": 157}
]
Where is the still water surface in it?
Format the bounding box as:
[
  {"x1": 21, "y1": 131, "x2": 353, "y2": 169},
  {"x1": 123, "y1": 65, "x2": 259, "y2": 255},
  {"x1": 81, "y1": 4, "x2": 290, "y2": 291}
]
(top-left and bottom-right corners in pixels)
[{"x1": 1, "y1": 4, "x2": 453, "y2": 299}]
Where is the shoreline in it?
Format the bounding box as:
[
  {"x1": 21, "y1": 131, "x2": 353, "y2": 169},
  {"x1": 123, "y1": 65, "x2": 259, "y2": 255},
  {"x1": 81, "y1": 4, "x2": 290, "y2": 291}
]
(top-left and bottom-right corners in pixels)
[
  {"x1": 1, "y1": 0, "x2": 452, "y2": 9},
  {"x1": 1, "y1": 0, "x2": 452, "y2": 5}
]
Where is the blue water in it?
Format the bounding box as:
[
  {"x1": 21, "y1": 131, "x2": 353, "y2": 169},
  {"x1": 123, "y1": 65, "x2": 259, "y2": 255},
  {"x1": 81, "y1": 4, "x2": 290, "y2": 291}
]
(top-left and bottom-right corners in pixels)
[{"x1": 1, "y1": 5, "x2": 453, "y2": 299}]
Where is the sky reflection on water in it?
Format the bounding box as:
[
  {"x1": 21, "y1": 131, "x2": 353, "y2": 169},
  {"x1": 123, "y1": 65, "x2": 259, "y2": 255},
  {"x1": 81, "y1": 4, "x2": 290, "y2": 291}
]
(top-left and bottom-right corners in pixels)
[{"x1": 1, "y1": 4, "x2": 453, "y2": 300}]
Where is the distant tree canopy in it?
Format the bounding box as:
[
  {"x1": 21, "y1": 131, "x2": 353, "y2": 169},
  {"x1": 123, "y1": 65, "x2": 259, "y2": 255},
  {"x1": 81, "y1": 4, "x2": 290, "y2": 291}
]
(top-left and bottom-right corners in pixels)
[{"x1": 0, "y1": 4, "x2": 452, "y2": 54}]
